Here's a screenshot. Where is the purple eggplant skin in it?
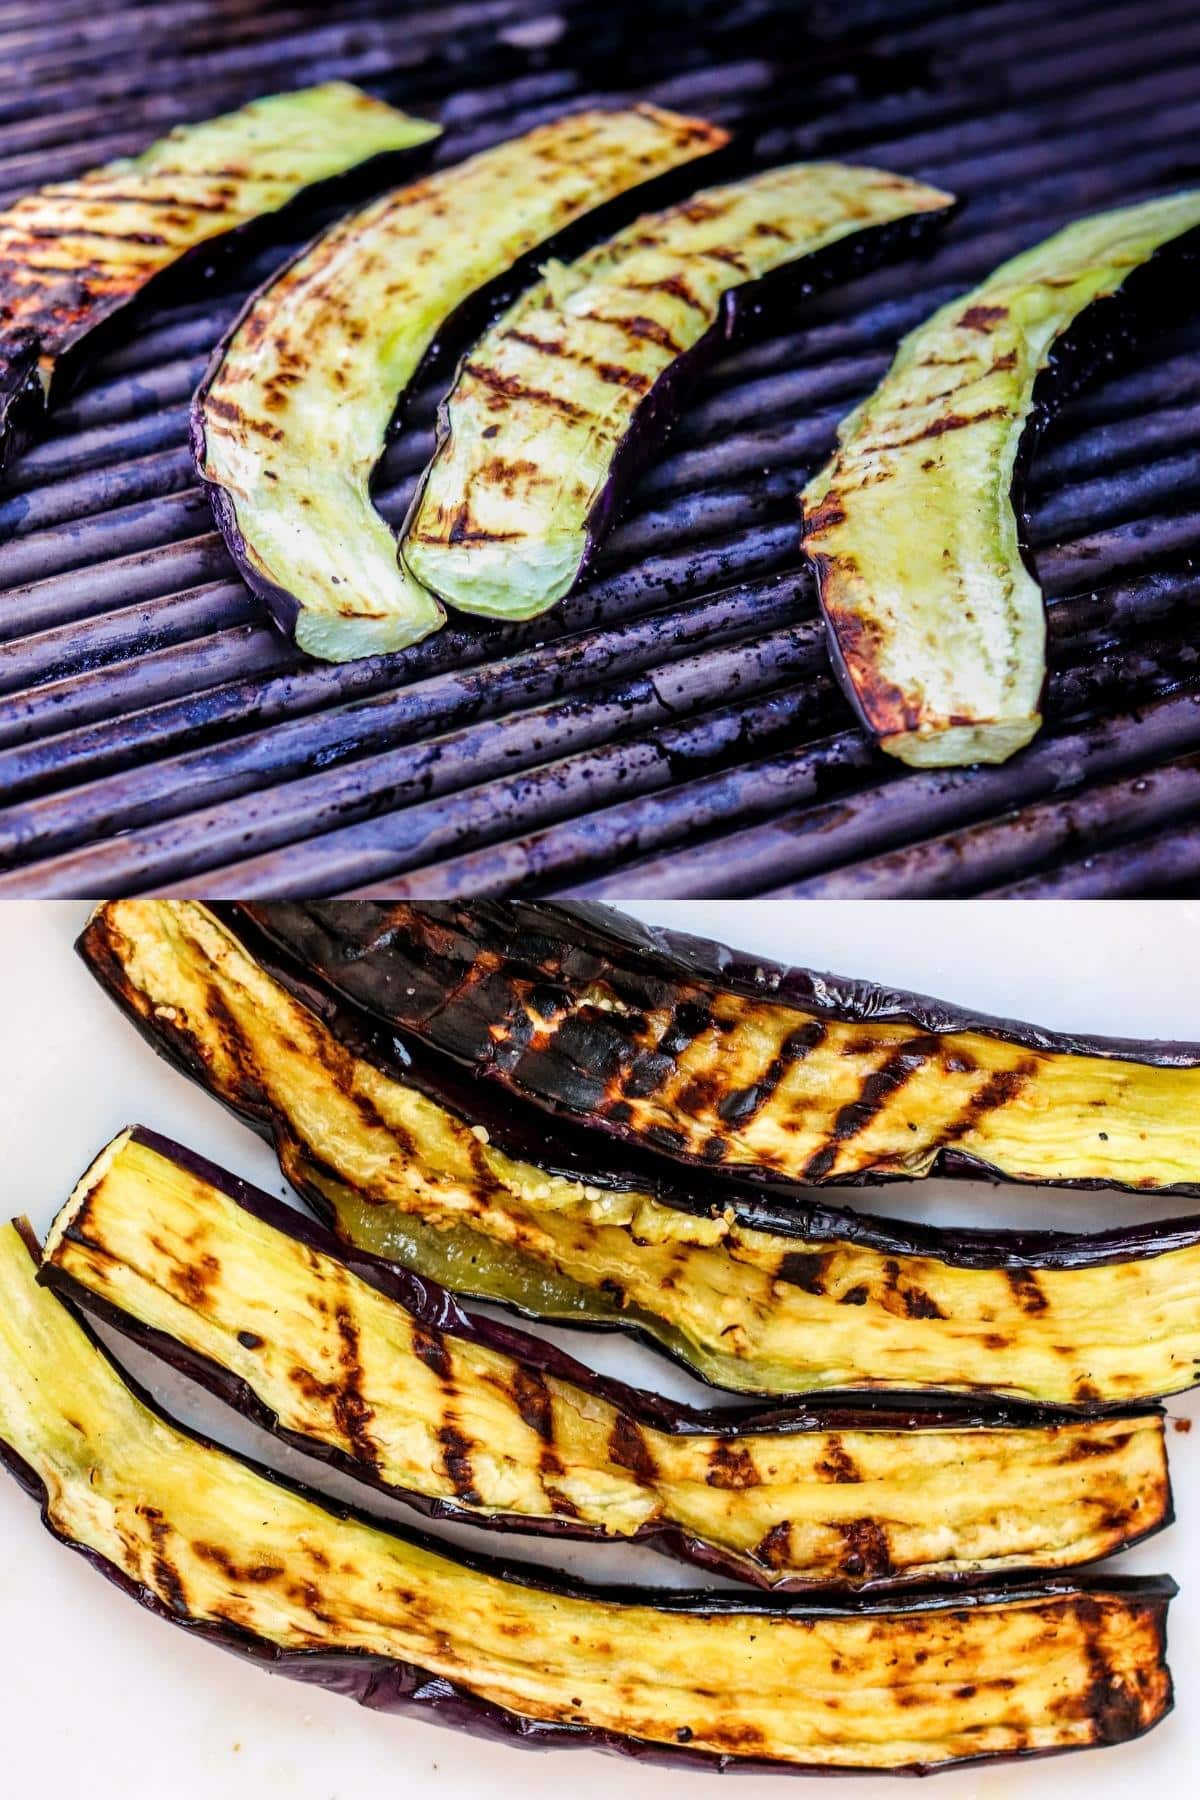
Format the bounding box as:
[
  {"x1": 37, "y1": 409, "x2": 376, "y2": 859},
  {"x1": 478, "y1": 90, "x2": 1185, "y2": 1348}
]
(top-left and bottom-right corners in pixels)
[
  {"x1": 189, "y1": 119, "x2": 737, "y2": 654},
  {"x1": 0, "y1": 133, "x2": 441, "y2": 489},
  {"x1": 86, "y1": 906, "x2": 1200, "y2": 1279},
  {"x1": 240, "y1": 899, "x2": 1200, "y2": 1200},
  {"x1": 43, "y1": 1125, "x2": 1174, "y2": 1597},
  {"x1": 400, "y1": 200, "x2": 957, "y2": 611},
  {"x1": 0, "y1": 1227, "x2": 1179, "y2": 1777}
]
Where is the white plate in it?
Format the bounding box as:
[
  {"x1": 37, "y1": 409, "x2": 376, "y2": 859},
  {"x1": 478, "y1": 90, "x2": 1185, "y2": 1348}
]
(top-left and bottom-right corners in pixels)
[{"x1": 1, "y1": 899, "x2": 1197, "y2": 1796}]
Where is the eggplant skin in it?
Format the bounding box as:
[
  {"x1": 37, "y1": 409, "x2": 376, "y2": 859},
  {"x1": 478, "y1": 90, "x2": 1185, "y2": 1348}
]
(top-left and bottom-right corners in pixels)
[
  {"x1": 801, "y1": 191, "x2": 1200, "y2": 767},
  {"x1": 0, "y1": 1223, "x2": 1177, "y2": 1774},
  {"x1": 43, "y1": 1126, "x2": 1172, "y2": 1596},
  {"x1": 77, "y1": 901, "x2": 1200, "y2": 1406},
  {"x1": 0, "y1": 83, "x2": 439, "y2": 481},
  {"x1": 402, "y1": 164, "x2": 952, "y2": 621},
  {"x1": 241, "y1": 899, "x2": 1200, "y2": 1198},
  {"x1": 191, "y1": 105, "x2": 727, "y2": 666}
]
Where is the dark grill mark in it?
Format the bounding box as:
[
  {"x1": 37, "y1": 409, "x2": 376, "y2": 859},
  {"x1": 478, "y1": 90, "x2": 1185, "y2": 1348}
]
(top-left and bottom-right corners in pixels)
[
  {"x1": 802, "y1": 1145, "x2": 838, "y2": 1181},
  {"x1": 509, "y1": 1365, "x2": 555, "y2": 1442},
  {"x1": 943, "y1": 1061, "x2": 1036, "y2": 1142},
  {"x1": 775, "y1": 1250, "x2": 828, "y2": 1295},
  {"x1": 958, "y1": 303, "x2": 1009, "y2": 331},
  {"x1": 815, "y1": 1441, "x2": 862, "y2": 1483},
  {"x1": 237, "y1": 1329, "x2": 263, "y2": 1350},
  {"x1": 138, "y1": 1504, "x2": 188, "y2": 1614},
  {"x1": 439, "y1": 1420, "x2": 482, "y2": 1504},
  {"x1": 608, "y1": 1413, "x2": 658, "y2": 1483},
  {"x1": 463, "y1": 361, "x2": 586, "y2": 419},
  {"x1": 838, "y1": 1284, "x2": 869, "y2": 1306},
  {"x1": 828, "y1": 1037, "x2": 942, "y2": 1147},
  {"x1": 1006, "y1": 1267, "x2": 1050, "y2": 1314},
  {"x1": 782, "y1": 1021, "x2": 828, "y2": 1061},
  {"x1": 705, "y1": 1441, "x2": 759, "y2": 1489},
  {"x1": 717, "y1": 1056, "x2": 785, "y2": 1128},
  {"x1": 753, "y1": 1521, "x2": 792, "y2": 1569},
  {"x1": 411, "y1": 1324, "x2": 453, "y2": 1382},
  {"x1": 331, "y1": 1302, "x2": 376, "y2": 1466},
  {"x1": 835, "y1": 1518, "x2": 893, "y2": 1579},
  {"x1": 901, "y1": 1287, "x2": 946, "y2": 1319}
]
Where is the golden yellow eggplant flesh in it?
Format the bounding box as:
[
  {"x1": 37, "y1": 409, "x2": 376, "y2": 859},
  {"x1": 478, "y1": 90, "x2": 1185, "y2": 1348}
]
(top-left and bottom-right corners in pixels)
[
  {"x1": 78, "y1": 901, "x2": 1200, "y2": 1405},
  {"x1": 0, "y1": 1222, "x2": 1176, "y2": 1772},
  {"x1": 43, "y1": 1127, "x2": 1170, "y2": 1592}
]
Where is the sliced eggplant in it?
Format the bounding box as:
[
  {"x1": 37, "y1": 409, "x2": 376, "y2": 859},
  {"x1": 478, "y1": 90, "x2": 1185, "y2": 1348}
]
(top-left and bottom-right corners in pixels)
[
  {"x1": 44, "y1": 1125, "x2": 1170, "y2": 1594},
  {"x1": 0, "y1": 83, "x2": 439, "y2": 479},
  {"x1": 243, "y1": 899, "x2": 1200, "y2": 1197},
  {"x1": 801, "y1": 191, "x2": 1200, "y2": 766},
  {"x1": 402, "y1": 163, "x2": 953, "y2": 620},
  {"x1": 191, "y1": 106, "x2": 726, "y2": 664},
  {"x1": 78, "y1": 900, "x2": 1200, "y2": 1405},
  {"x1": 0, "y1": 1223, "x2": 1176, "y2": 1773}
]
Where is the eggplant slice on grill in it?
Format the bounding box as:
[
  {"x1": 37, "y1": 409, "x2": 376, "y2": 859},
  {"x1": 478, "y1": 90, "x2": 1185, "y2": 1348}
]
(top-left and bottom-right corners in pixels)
[
  {"x1": 191, "y1": 105, "x2": 727, "y2": 664},
  {"x1": 241, "y1": 899, "x2": 1200, "y2": 1197},
  {"x1": 42, "y1": 1125, "x2": 1172, "y2": 1594},
  {"x1": 79, "y1": 901, "x2": 1200, "y2": 1405},
  {"x1": 801, "y1": 190, "x2": 1200, "y2": 767},
  {"x1": 0, "y1": 83, "x2": 439, "y2": 482},
  {"x1": 0, "y1": 1221, "x2": 1176, "y2": 1773},
  {"x1": 402, "y1": 162, "x2": 953, "y2": 621}
]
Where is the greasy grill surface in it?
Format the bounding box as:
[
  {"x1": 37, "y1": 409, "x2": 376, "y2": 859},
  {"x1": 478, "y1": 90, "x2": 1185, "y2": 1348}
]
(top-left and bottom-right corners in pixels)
[{"x1": 0, "y1": 0, "x2": 1199, "y2": 897}]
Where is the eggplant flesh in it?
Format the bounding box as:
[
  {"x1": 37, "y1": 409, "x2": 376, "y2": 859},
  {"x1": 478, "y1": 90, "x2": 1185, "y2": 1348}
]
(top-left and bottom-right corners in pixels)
[
  {"x1": 44, "y1": 1126, "x2": 1170, "y2": 1594},
  {"x1": 244, "y1": 899, "x2": 1200, "y2": 1198},
  {"x1": 801, "y1": 190, "x2": 1200, "y2": 767},
  {"x1": 402, "y1": 163, "x2": 952, "y2": 621},
  {"x1": 0, "y1": 83, "x2": 439, "y2": 478},
  {"x1": 191, "y1": 106, "x2": 726, "y2": 665},
  {"x1": 0, "y1": 1223, "x2": 1175, "y2": 1773},
  {"x1": 79, "y1": 901, "x2": 1200, "y2": 1406}
]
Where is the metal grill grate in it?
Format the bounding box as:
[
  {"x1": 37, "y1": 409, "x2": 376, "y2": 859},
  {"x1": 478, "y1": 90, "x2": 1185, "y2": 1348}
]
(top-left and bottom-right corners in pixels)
[{"x1": 1, "y1": 0, "x2": 1199, "y2": 898}]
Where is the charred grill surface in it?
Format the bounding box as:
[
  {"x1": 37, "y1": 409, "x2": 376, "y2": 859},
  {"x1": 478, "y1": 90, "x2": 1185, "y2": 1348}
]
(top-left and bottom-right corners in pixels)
[
  {"x1": 0, "y1": 1221, "x2": 1178, "y2": 1773},
  {"x1": 242, "y1": 899, "x2": 1200, "y2": 1195},
  {"x1": 2, "y1": 0, "x2": 1200, "y2": 895},
  {"x1": 78, "y1": 901, "x2": 1200, "y2": 1405}
]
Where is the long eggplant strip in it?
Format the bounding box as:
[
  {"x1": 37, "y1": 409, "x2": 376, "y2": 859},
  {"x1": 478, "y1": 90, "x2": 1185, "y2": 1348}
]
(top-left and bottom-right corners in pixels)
[
  {"x1": 402, "y1": 163, "x2": 952, "y2": 621},
  {"x1": 79, "y1": 901, "x2": 1200, "y2": 1405},
  {"x1": 245, "y1": 900, "x2": 1200, "y2": 1196},
  {"x1": 802, "y1": 191, "x2": 1200, "y2": 767},
  {"x1": 0, "y1": 83, "x2": 439, "y2": 477},
  {"x1": 0, "y1": 1223, "x2": 1176, "y2": 1774},
  {"x1": 43, "y1": 1126, "x2": 1170, "y2": 1594},
  {"x1": 191, "y1": 105, "x2": 726, "y2": 664}
]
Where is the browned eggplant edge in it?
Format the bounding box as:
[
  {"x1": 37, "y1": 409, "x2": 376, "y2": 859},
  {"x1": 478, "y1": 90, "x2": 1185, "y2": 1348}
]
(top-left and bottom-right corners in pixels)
[
  {"x1": 1, "y1": 1227, "x2": 1179, "y2": 1776},
  {"x1": 79, "y1": 907, "x2": 1200, "y2": 1272},
  {"x1": 400, "y1": 199, "x2": 956, "y2": 610},
  {"x1": 188, "y1": 109, "x2": 734, "y2": 652},
  {"x1": 244, "y1": 899, "x2": 1200, "y2": 1198},
  {"x1": 0, "y1": 131, "x2": 441, "y2": 484},
  {"x1": 44, "y1": 1125, "x2": 1173, "y2": 1596}
]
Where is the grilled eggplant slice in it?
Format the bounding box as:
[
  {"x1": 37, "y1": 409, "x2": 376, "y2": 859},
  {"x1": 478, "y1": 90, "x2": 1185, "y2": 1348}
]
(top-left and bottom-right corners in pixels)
[
  {"x1": 243, "y1": 899, "x2": 1200, "y2": 1197},
  {"x1": 801, "y1": 190, "x2": 1200, "y2": 766},
  {"x1": 43, "y1": 1125, "x2": 1171, "y2": 1594},
  {"x1": 0, "y1": 1223, "x2": 1176, "y2": 1773},
  {"x1": 0, "y1": 83, "x2": 439, "y2": 480},
  {"x1": 402, "y1": 163, "x2": 952, "y2": 620},
  {"x1": 78, "y1": 900, "x2": 1200, "y2": 1405},
  {"x1": 191, "y1": 106, "x2": 726, "y2": 664}
]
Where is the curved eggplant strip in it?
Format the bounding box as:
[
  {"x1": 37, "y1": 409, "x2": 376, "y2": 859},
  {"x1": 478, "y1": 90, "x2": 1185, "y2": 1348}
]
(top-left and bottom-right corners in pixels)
[
  {"x1": 44, "y1": 1126, "x2": 1171, "y2": 1595},
  {"x1": 78, "y1": 901, "x2": 1200, "y2": 1405},
  {"x1": 0, "y1": 83, "x2": 439, "y2": 481},
  {"x1": 402, "y1": 163, "x2": 953, "y2": 621},
  {"x1": 191, "y1": 106, "x2": 727, "y2": 665},
  {"x1": 0, "y1": 1224, "x2": 1176, "y2": 1774},
  {"x1": 801, "y1": 191, "x2": 1200, "y2": 767},
  {"x1": 246, "y1": 898, "x2": 1200, "y2": 1197}
]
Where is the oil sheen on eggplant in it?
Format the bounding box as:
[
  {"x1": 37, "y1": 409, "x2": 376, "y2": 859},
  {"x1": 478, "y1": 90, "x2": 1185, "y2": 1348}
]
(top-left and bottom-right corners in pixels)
[
  {"x1": 44, "y1": 1126, "x2": 1170, "y2": 1594},
  {"x1": 0, "y1": 83, "x2": 439, "y2": 478},
  {"x1": 191, "y1": 106, "x2": 725, "y2": 664},
  {"x1": 801, "y1": 190, "x2": 1200, "y2": 767},
  {"x1": 0, "y1": 1225, "x2": 1176, "y2": 1773},
  {"x1": 402, "y1": 163, "x2": 952, "y2": 620},
  {"x1": 79, "y1": 901, "x2": 1200, "y2": 1405},
  {"x1": 243, "y1": 899, "x2": 1200, "y2": 1197}
]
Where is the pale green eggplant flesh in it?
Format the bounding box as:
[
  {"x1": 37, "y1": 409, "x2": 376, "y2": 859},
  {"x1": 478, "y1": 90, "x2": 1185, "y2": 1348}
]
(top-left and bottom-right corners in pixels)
[
  {"x1": 403, "y1": 163, "x2": 953, "y2": 620},
  {"x1": 0, "y1": 83, "x2": 439, "y2": 455},
  {"x1": 192, "y1": 106, "x2": 726, "y2": 664},
  {"x1": 44, "y1": 1128, "x2": 1171, "y2": 1591},
  {"x1": 802, "y1": 191, "x2": 1200, "y2": 766},
  {"x1": 79, "y1": 901, "x2": 1200, "y2": 1406},
  {"x1": 0, "y1": 1223, "x2": 1176, "y2": 1770}
]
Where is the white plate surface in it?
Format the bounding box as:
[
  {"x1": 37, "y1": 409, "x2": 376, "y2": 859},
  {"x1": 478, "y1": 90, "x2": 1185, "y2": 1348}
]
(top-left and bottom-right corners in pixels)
[{"x1": 1, "y1": 899, "x2": 1197, "y2": 1795}]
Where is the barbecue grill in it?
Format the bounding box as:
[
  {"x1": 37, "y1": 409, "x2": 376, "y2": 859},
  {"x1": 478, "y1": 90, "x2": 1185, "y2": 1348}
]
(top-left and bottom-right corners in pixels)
[{"x1": 1, "y1": 0, "x2": 1199, "y2": 899}]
